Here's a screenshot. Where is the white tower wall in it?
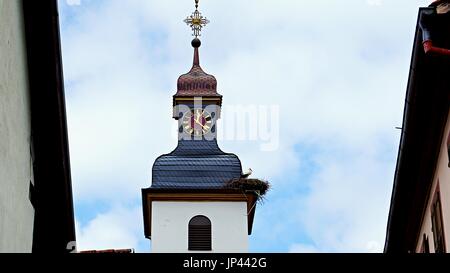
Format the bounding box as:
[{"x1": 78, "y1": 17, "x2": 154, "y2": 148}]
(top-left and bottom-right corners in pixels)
[{"x1": 151, "y1": 201, "x2": 248, "y2": 253}]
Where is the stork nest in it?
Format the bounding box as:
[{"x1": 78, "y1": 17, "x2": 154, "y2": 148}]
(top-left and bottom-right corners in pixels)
[{"x1": 225, "y1": 178, "x2": 271, "y2": 199}]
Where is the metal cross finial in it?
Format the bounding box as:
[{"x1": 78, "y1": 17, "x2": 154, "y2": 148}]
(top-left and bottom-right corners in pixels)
[{"x1": 184, "y1": 0, "x2": 210, "y2": 37}]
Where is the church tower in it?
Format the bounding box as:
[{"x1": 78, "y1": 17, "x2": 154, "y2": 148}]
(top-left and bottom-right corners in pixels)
[{"x1": 142, "y1": 0, "x2": 266, "y2": 253}]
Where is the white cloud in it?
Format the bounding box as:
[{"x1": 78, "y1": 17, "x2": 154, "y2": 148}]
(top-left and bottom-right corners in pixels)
[
  {"x1": 294, "y1": 145, "x2": 395, "y2": 253},
  {"x1": 59, "y1": 0, "x2": 428, "y2": 252},
  {"x1": 366, "y1": 241, "x2": 383, "y2": 253},
  {"x1": 366, "y1": 0, "x2": 383, "y2": 6},
  {"x1": 75, "y1": 206, "x2": 145, "y2": 252},
  {"x1": 66, "y1": 0, "x2": 81, "y2": 6},
  {"x1": 289, "y1": 243, "x2": 320, "y2": 253}
]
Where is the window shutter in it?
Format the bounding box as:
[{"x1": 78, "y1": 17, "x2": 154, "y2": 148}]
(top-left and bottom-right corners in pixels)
[
  {"x1": 188, "y1": 216, "x2": 212, "y2": 251},
  {"x1": 431, "y1": 191, "x2": 446, "y2": 253},
  {"x1": 447, "y1": 132, "x2": 450, "y2": 167}
]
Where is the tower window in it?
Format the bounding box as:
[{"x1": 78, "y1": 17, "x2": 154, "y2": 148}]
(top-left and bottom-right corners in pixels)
[
  {"x1": 431, "y1": 189, "x2": 446, "y2": 253},
  {"x1": 188, "y1": 215, "x2": 212, "y2": 251}
]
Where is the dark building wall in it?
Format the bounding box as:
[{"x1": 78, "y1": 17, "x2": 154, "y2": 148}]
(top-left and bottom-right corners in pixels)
[{"x1": 22, "y1": 0, "x2": 76, "y2": 253}]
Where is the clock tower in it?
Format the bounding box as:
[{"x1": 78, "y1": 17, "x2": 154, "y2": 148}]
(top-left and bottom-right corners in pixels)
[{"x1": 141, "y1": 0, "x2": 266, "y2": 253}]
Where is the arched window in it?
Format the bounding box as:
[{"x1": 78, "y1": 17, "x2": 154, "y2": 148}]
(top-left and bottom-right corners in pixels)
[{"x1": 188, "y1": 215, "x2": 212, "y2": 251}]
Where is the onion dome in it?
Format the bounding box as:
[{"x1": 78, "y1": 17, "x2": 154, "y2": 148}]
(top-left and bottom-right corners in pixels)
[{"x1": 175, "y1": 38, "x2": 222, "y2": 98}]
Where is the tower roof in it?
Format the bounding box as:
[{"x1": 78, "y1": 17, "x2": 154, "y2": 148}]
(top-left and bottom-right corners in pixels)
[
  {"x1": 175, "y1": 38, "x2": 222, "y2": 98},
  {"x1": 151, "y1": 140, "x2": 242, "y2": 189},
  {"x1": 150, "y1": 0, "x2": 241, "y2": 191}
]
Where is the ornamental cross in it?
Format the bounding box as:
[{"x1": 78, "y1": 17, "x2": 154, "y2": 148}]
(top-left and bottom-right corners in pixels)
[{"x1": 184, "y1": 0, "x2": 210, "y2": 37}]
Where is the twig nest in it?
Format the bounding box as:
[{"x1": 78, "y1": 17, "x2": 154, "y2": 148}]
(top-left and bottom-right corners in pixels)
[{"x1": 224, "y1": 178, "x2": 271, "y2": 198}]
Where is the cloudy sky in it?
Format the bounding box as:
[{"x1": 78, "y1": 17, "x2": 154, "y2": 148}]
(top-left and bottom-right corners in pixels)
[{"x1": 58, "y1": 0, "x2": 430, "y2": 253}]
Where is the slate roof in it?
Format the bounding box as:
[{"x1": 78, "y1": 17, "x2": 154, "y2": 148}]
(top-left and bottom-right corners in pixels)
[{"x1": 151, "y1": 140, "x2": 242, "y2": 189}]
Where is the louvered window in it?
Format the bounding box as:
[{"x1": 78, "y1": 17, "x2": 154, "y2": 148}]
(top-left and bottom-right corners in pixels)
[
  {"x1": 188, "y1": 216, "x2": 212, "y2": 251},
  {"x1": 431, "y1": 191, "x2": 446, "y2": 253}
]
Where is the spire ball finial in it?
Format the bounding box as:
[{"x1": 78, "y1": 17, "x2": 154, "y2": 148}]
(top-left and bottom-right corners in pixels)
[
  {"x1": 195, "y1": 0, "x2": 199, "y2": 9},
  {"x1": 192, "y1": 38, "x2": 201, "y2": 48}
]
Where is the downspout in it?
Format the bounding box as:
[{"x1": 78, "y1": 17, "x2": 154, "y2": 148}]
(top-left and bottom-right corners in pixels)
[{"x1": 419, "y1": 7, "x2": 450, "y2": 56}]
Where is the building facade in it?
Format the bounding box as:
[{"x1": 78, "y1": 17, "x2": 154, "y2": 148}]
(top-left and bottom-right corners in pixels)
[
  {"x1": 385, "y1": 0, "x2": 450, "y2": 253},
  {"x1": 415, "y1": 109, "x2": 450, "y2": 253},
  {"x1": 0, "y1": 0, "x2": 36, "y2": 252},
  {"x1": 0, "y1": 0, "x2": 76, "y2": 253}
]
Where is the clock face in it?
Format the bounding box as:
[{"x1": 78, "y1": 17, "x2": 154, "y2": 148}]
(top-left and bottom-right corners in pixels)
[{"x1": 182, "y1": 108, "x2": 213, "y2": 136}]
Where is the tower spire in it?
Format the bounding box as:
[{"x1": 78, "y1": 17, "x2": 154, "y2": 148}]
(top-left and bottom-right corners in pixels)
[
  {"x1": 175, "y1": 0, "x2": 220, "y2": 99},
  {"x1": 192, "y1": 38, "x2": 200, "y2": 66}
]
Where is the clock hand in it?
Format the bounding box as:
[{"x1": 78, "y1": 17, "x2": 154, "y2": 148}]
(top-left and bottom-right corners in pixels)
[
  {"x1": 194, "y1": 119, "x2": 205, "y2": 128},
  {"x1": 194, "y1": 111, "x2": 204, "y2": 127}
]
